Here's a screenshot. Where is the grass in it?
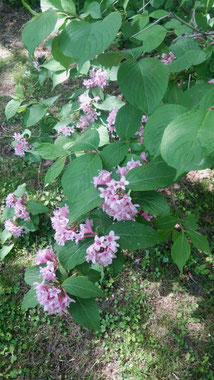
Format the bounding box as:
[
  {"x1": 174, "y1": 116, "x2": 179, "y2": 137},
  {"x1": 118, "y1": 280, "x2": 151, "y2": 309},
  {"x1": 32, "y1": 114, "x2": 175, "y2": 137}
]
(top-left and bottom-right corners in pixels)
[{"x1": 0, "y1": 3, "x2": 214, "y2": 379}]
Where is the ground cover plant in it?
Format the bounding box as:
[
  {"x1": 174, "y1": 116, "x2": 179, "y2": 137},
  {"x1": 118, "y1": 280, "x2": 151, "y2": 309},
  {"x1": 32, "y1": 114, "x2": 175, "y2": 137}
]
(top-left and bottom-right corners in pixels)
[{"x1": 0, "y1": 0, "x2": 214, "y2": 378}]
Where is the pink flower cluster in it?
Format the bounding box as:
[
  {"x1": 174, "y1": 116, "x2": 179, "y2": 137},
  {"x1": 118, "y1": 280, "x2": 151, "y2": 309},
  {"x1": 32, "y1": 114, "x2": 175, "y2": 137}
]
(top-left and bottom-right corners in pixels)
[
  {"x1": 34, "y1": 282, "x2": 74, "y2": 315},
  {"x1": 33, "y1": 60, "x2": 41, "y2": 72},
  {"x1": 77, "y1": 93, "x2": 98, "y2": 132},
  {"x1": 4, "y1": 219, "x2": 26, "y2": 237},
  {"x1": 83, "y1": 68, "x2": 108, "y2": 90},
  {"x1": 161, "y1": 52, "x2": 176, "y2": 65},
  {"x1": 34, "y1": 247, "x2": 74, "y2": 314},
  {"x1": 51, "y1": 205, "x2": 94, "y2": 246},
  {"x1": 135, "y1": 115, "x2": 148, "y2": 143},
  {"x1": 57, "y1": 125, "x2": 75, "y2": 136},
  {"x1": 93, "y1": 167, "x2": 139, "y2": 221},
  {"x1": 86, "y1": 231, "x2": 120, "y2": 267},
  {"x1": 6, "y1": 192, "x2": 30, "y2": 220},
  {"x1": 107, "y1": 108, "x2": 118, "y2": 133},
  {"x1": 13, "y1": 133, "x2": 32, "y2": 157}
]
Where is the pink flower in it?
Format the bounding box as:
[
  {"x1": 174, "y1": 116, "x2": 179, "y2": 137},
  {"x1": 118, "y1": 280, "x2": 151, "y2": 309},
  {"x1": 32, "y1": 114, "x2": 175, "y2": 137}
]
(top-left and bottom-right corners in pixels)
[
  {"x1": 93, "y1": 170, "x2": 112, "y2": 187},
  {"x1": 79, "y1": 93, "x2": 92, "y2": 112},
  {"x1": 13, "y1": 133, "x2": 32, "y2": 157},
  {"x1": 208, "y1": 79, "x2": 214, "y2": 84},
  {"x1": 140, "y1": 152, "x2": 148, "y2": 163},
  {"x1": 107, "y1": 108, "x2": 118, "y2": 132},
  {"x1": 86, "y1": 231, "x2": 120, "y2": 267},
  {"x1": 4, "y1": 219, "x2": 26, "y2": 237},
  {"x1": 140, "y1": 211, "x2": 152, "y2": 221},
  {"x1": 5, "y1": 193, "x2": 17, "y2": 207},
  {"x1": 57, "y1": 125, "x2": 75, "y2": 136},
  {"x1": 14, "y1": 198, "x2": 30, "y2": 220},
  {"x1": 39, "y1": 261, "x2": 56, "y2": 282},
  {"x1": 35, "y1": 247, "x2": 58, "y2": 265},
  {"x1": 34, "y1": 282, "x2": 75, "y2": 315},
  {"x1": 161, "y1": 52, "x2": 176, "y2": 65},
  {"x1": 83, "y1": 68, "x2": 108, "y2": 90},
  {"x1": 33, "y1": 60, "x2": 41, "y2": 72}
]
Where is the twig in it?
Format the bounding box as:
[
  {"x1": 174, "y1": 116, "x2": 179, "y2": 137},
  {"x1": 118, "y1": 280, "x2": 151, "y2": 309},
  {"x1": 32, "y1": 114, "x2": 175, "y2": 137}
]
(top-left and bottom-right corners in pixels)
[
  {"x1": 131, "y1": 14, "x2": 170, "y2": 38},
  {"x1": 21, "y1": 0, "x2": 38, "y2": 16},
  {"x1": 188, "y1": 74, "x2": 191, "y2": 90},
  {"x1": 138, "y1": 0, "x2": 151, "y2": 13},
  {"x1": 171, "y1": 13, "x2": 204, "y2": 34}
]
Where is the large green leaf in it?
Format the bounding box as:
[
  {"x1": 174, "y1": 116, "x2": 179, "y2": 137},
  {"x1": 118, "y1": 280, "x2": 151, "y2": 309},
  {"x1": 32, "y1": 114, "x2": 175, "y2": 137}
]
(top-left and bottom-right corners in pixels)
[
  {"x1": 69, "y1": 128, "x2": 100, "y2": 153},
  {"x1": 100, "y1": 141, "x2": 129, "y2": 170},
  {"x1": 115, "y1": 103, "x2": 142, "y2": 140},
  {"x1": 126, "y1": 157, "x2": 176, "y2": 191},
  {"x1": 109, "y1": 222, "x2": 160, "y2": 250},
  {"x1": 179, "y1": 84, "x2": 211, "y2": 110},
  {"x1": 63, "y1": 276, "x2": 104, "y2": 298},
  {"x1": 45, "y1": 156, "x2": 66, "y2": 184},
  {"x1": 24, "y1": 266, "x2": 43, "y2": 286},
  {"x1": 131, "y1": 191, "x2": 170, "y2": 216},
  {"x1": 62, "y1": 153, "x2": 102, "y2": 200},
  {"x1": 55, "y1": 240, "x2": 92, "y2": 270},
  {"x1": 97, "y1": 51, "x2": 122, "y2": 68},
  {"x1": 22, "y1": 288, "x2": 38, "y2": 310},
  {"x1": 22, "y1": 10, "x2": 57, "y2": 55},
  {"x1": 52, "y1": 35, "x2": 73, "y2": 69},
  {"x1": 199, "y1": 87, "x2": 214, "y2": 110},
  {"x1": 161, "y1": 110, "x2": 214, "y2": 177},
  {"x1": 32, "y1": 143, "x2": 67, "y2": 159},
  {"x1": 1, "y1": 207, "x2": 15, "y2": 222},
  {"x1": 0, "y1": 244, "x2": 14, "y2": 260},
  {"x1": 59, "y1": 12, "x2": 122, "y2": 65},
  {"x1": 168, "y1": 50, "x2": 206, "y2": 73},
  {"x1": 187, "y1": 230, "x2": 211, "y2": 255},
  {"x1": 135, "y1": 25, "x2": 167, "y2": 52},
  {"x1": 5, "y1": 99, "x2": 21, "y2": 120},
  {"x1": 155, "y1": 215, "x2": 177, "y2": 230},
  {"x1": 144, "y1": 104, "x2": 187, "y2": 156},
  {"x1": 26, "y1": 200, "x2": 50, "y2": 215},
  {"x1": 171, "y1": 234, "x2": 190, "y2": 273},
  {"x1": 68, "y1": 187, "x2": 102, "y2": 223},
  {"x1": 24, "y1": 105, "x2": 47, "y2": 127},
  {"x1": 68, "y1": 298, "x2": 100, "y2": 330},
  {"x1": 41, "y1": 0, "x2": 63, "y2": 11},
  {"x1": 118, "y1": 58, "x2": 168, "y2": 114},
  {"x1": 95, "y1": 95, "x2": 124, "y2": 111}
]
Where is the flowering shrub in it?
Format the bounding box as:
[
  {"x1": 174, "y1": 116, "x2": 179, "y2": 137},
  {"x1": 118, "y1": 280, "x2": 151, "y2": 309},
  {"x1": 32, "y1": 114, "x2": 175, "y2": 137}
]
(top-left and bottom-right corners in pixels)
[{"x1": 2, "y1": 0, "x2": 214, "y2": 330}]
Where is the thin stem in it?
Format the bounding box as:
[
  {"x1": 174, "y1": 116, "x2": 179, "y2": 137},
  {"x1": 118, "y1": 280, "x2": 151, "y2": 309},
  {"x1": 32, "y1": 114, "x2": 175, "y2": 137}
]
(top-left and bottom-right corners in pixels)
[
  {"x1": 138, "y1": 0, "x2": 151, "y2": 13},
  {"x1": 171, "y1": 13, "x2": 203, "y2": 34},
  {"x1": 131, "y1": 14, "x2": 170, "y2": 38},
  {"x1": 21, "y1": 0, "x2": 38, "y2": 16}
]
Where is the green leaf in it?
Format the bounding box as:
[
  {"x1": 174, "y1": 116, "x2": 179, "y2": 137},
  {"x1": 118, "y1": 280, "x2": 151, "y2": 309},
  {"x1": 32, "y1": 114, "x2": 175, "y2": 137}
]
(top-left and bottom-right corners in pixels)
[
  {"x1": 171, "y1": 234, "x2": 190, "y2": 273},
  {"x1": 182, "y1": 214, "x2": 198, "y2": 231},
  {"x1": 40, "y1": 95, "x2": 61, "y2": 107},
  {"x1": 63, "y1": 276, "x2": 104, "y2": 298},
  {"x1": 19, "y1": 220, "x2": 37, "y2": 232},
  {"x1": 155, "y1": 215, "x2": 177, "y2": 230},
  {"x1": 187, "y1": 230, "x2": 211, "y2": 255},
  {"x1": 179, "y1": 84, "x2": 210, "y2": 110},
  {"x1": 0, "y1": 244, "x2": 14, "y2": 260},
  {"x1": 0, "y1": 229, "x2": 12, "y2": 244},
  {"x1": 14, "y1": 183, "x2": 27, "y2": 197},
  {"x1": 59, "y1": 12, "x2": 122, "y2": 65},
  {"x1": 81, "y1": 1, "x2": 102, "y2": 19},
  {"x1": 69, "y1": 128, "x2": 100, "y2": 152},
  {"x1": 1, "y1": 207, "x2": 15, "y2": 222},
  {"x1": 109, "y1": 222, "x2": 160, "y2": 250},
  {"x1": 52, "y1": 70, "x2": 70, "y2": 89},
  {"x1": 131, "y1": 191, "x2": 170, "y2": 216},
  {"x1": 160, "y1": 110, "x2": 214, "y2": 177},
  {"x1": 24, "y1": 105, "x2": 47, "y2": 127},
  {"x1": 5, "y1": 99, "x2": 21, "y2": 120},
  {"x1": 115, "y1": 103, "x2": 142, "y2": 140},
  {"x1": 118, "y1": 58, "x2": 168, "y2": 114},
  {"x1": 55, "y1": 240, "x2": 92, "y2": 270},
  {"x1": 45, "y1": 156, "x2": 66, "y2": 184},
  {"x1": 126, "y1": 157, "x2": 176, "y2": 191},
  {"x1": 68, "y1": 187, "x2": 102, "y2": 223},
  {"x1": 22, "y1": 288, "x2": 38, "y2": 310},
  {"x1": 135, "y1": 25, "x2": 167, "y2": 52},
  {"x1": 111, "y1": 250, "x2": 124, "y2": 275},
  {"x1": 41, "y1": 0, "x2": 63, "y2": 11},
  {"x1": 32, "y1": 143, "x2": 67, "y2": 159},
  {"x1": 22, "y1": 9, "x2": 57, "y2": 55},
  {"x1": 26, "y1": 200, "x2": 50, "y2": 215},
  {"x1": 150, "y1": 10, "x2": 169, "y2": 18},
  {"x1": 95, "y1": 95, "x2": 124, "y2": 111},
  {"x1": 41, "y1": 59, "x2": 66, "y2": 72},
  {"x1": 97, "y1": 51, "x2": 122, "y2": 68},
  {"x1": 68, "y1": 298, "x2": 100, "y2": 330},
  {"x1": 52, "y1": 35, "x2": 73, "y2": 69},
  {"x1": 144, "y1": 104, "x2": 187, "y2": 156},
  {"x1": 168, "y1": 50, "x2": 206, "y2": 73},
  {"x1": 199, "y1": 87, "x2": 214, "y2": 110},
  {"x1": 100, "y1": 141, "x2": 128, "y2": 170},
  {"x1": 61, "y1": 0, "x2": 76, "y2": 13},
  {"x1": 24, "y1": 266, "x2": 43, "y2": 286},
  {"x1": 62, "y1": 153, "x2": 102, "y2": 201}
]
